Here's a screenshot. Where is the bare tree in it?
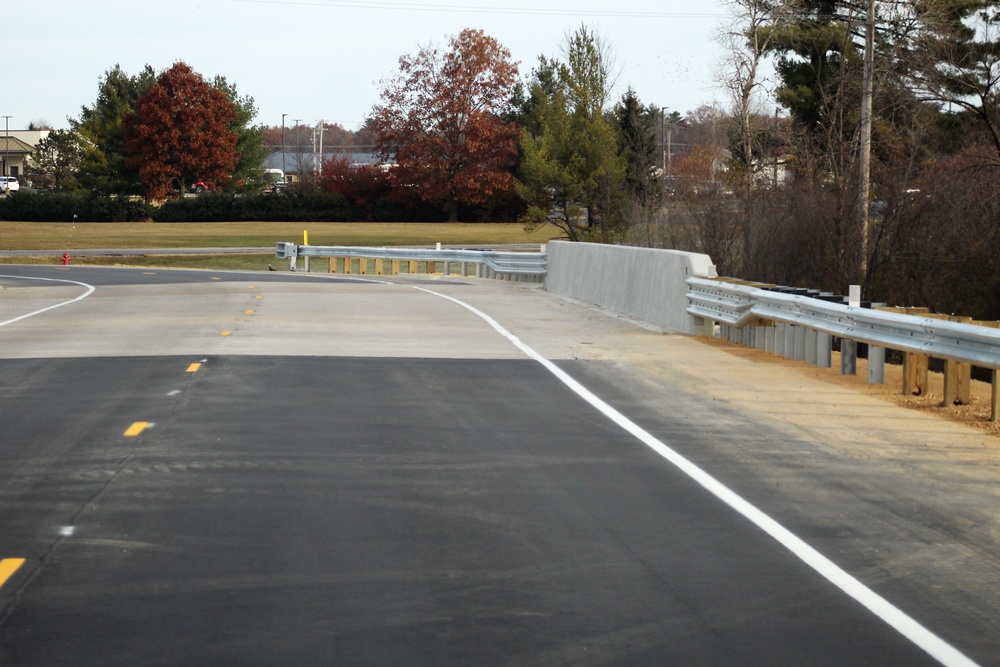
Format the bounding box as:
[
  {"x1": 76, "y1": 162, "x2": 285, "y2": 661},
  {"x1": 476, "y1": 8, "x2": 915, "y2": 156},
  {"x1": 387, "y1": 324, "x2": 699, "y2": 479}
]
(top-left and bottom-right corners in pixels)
[{"x1": 717, "y1": 0, "x2": 794, "y2": 277}]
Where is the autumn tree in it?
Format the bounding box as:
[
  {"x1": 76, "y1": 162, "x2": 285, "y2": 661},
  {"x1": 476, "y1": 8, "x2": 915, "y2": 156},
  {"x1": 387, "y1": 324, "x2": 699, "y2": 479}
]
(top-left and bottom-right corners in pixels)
[
  {"x1": 125, "y1": 62, "x2": 240, "y2": 199},
  {"x1": 318, "y1": 155, "x2": 399, "y2": 220},
  {"x1": 370, "y1": 28, "x2": 520, "y2": 222}
]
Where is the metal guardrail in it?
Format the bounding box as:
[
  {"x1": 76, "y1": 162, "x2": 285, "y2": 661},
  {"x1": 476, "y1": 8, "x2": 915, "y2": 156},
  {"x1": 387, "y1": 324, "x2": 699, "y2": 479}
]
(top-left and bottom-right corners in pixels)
[
  {"x1": 276, "y1": 243, "x2": 547, "y2": 278},
  {"x1": 686, "y1": 277, "x2": 1000, "y2": 369}
]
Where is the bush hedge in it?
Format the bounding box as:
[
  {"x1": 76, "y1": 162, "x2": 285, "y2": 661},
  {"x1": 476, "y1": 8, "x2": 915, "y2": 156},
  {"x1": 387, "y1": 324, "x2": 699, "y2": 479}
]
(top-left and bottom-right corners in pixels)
[
  {"x1": 0, "y1": 191, "x2": 153, "y2": 222},
  {"x1": 152, "y1": 191, "x2": 360, "y2": 222},
  {"x1": 0, "y1": 189, "x2": 520, "y2": 223}
]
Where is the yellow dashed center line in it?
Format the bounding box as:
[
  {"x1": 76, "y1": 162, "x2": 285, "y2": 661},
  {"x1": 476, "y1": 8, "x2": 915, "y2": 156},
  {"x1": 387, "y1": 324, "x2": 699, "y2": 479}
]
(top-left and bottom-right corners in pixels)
[
  {"x1": 246, "y1": 310, "x2": 255, "y2": 315},
  {"x1": 0, "y1": 558, "x2": 25, "y2": 589},
  {"x1": 255, "y1": 295, "x2": 263, "y2": 300},
  {"x1": 123, "y1": 422, "x2": 149, "y2": 437},
  {"x1": 221, "y1": 330, "x2": 232, "y2": 337},
  {"x1": 187, "y1": 363, "x2": 202, "y2": 373}
]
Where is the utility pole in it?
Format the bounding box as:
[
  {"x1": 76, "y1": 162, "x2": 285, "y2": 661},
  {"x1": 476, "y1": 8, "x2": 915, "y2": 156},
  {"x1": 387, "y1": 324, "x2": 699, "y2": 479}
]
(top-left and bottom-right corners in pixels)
[
  {"x1": 281, "y1": 113, "x2": 287, "y2": 176},
  {"x1": 316, "y1": 120, "x2": 325, "y2": 178},
  {"x1": 773, "y1": 107, "x2": 779, "y2": 189},
  {"x1": 293, "y1": 119, "x2": 303, "y2": 181},
  {"x1": 1, "y1": 116, "x2": 11, "y2": 185},
  {"x1": 857, "y1": 0, "x2": 875, "y2": 291},
  {"x1": 661, "y1": 108, "x2": 666, "y2": 173}
]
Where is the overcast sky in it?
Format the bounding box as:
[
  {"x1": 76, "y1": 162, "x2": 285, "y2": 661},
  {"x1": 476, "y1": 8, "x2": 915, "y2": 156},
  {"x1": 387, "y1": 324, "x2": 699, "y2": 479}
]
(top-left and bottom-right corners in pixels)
[{"x1": 14, "y1": 0, "x2": 744, "y2": 134}]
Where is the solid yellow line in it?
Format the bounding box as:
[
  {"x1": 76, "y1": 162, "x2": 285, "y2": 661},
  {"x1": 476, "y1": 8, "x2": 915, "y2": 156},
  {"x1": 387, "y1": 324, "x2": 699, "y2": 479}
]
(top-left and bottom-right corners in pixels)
[
  {"x1": 123, "y1": 422, "x2": 148, "y2": 437},
  {"x1": 187, "y1": 363, "x2": 202, "y2": 373},
  {"x1": 0, "y1": 559, "x2": 25, "y2": 589}
]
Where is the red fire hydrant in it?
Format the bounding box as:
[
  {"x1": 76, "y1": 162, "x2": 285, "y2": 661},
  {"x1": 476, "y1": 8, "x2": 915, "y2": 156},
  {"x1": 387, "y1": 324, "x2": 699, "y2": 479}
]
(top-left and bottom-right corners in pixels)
[{"x1": 62, "y1": 252, "x2": 71, "y2": 266}]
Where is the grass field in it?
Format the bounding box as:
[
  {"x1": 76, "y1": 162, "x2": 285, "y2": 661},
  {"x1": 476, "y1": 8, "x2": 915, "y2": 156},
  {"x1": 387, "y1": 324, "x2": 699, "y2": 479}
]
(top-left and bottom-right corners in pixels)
[
  {"x1": 0, "y1": 222, "x2": 563, "y2": 270},
  {"x1": 0, "y1": 221, "x2": 562, "y2": 250}
]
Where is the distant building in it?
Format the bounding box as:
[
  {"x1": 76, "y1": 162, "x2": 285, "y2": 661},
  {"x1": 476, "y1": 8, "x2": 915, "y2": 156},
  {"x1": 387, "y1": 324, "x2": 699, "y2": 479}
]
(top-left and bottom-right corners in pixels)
[
  {"x1": 264, "y1": 151, "x2": 388, "y2": 183},
  {"x1": 0, "y1": 136, "x2": 38, "y2": 180}
]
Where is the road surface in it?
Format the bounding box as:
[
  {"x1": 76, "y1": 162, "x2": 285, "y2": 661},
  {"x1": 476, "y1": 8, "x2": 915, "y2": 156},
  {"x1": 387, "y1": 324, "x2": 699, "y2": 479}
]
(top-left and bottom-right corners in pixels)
[{"x1": 0, "y1": 265, "x2": 997, "y2": 666}]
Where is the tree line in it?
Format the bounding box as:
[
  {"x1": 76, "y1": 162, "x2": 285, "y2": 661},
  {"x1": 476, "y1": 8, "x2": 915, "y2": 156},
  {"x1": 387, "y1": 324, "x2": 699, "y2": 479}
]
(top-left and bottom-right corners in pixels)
[
  {"x1": 19, "y1": 4, "x2": 1000, "y2": 318},
  {"x1": 652, "y1": 0, "x2": 1000, "y2": 320}
]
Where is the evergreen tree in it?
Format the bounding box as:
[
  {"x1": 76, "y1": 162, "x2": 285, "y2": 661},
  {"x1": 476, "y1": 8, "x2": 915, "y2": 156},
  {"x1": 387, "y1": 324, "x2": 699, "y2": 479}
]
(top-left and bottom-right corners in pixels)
[
  {"x1": 71, "y1": 64, "x2": 155, "y2": 194},
  {"x1": 28, "y1": 129, "x2": 84, "y2": 190},
  {"x1": 615, "y1": 89, "x2": 660, "y2": 205}
]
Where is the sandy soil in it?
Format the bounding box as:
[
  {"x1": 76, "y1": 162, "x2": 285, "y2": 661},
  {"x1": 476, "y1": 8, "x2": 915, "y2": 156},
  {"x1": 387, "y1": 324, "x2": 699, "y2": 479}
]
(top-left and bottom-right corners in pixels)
[{"x1": 701, "y1": 337, "x2": 1000, "y2": 437}]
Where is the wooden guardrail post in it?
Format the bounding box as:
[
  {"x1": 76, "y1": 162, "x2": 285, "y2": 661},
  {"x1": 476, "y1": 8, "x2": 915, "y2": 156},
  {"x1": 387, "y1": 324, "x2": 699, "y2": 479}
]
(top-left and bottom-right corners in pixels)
[
  {"x1": 408, "y1": 260, "x2": 418, "y2": 274},
  {"x1": 993, "y1": 370, "x2": 1000, "y2": 423},
  {"x1": 943, "y1": 358, "x2": 972, "y2": 406},
  {"x1": 943, "y1": 317, "x2": 973, "y2": 405},
  {"x1": 901, "y1": 308, "x2": 930, "y2": 396},
  {"x1": 328, "y1": 257, "x2": 336, "y2": 273},
  {"x1": 903, "y1": 353, "x2": 929, "y2": 396}
]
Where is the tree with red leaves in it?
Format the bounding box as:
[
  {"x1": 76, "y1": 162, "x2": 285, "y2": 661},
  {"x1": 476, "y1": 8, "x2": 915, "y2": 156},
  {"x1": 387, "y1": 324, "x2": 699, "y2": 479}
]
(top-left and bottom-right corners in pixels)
[
  {"x1": 125, "y1": 62, "x2": 239, "y2": 199},
  {"x1": 370, "y1": 28, "x2": 519, "y2": 222}
]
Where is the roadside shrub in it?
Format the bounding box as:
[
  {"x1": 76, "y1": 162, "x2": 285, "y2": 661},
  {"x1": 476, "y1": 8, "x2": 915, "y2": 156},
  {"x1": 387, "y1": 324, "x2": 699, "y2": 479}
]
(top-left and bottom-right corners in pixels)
[
  {"x1": 0, "y1": 191, "x2": 152, "y2": 222},
  {"x1": 152, "y1": 191, "x2": 360, "y2": 222}
]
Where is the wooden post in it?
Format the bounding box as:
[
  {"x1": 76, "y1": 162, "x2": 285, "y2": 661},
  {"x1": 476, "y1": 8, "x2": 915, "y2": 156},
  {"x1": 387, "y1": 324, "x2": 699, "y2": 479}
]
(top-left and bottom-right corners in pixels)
[
  {"x1": 993, "y1": 370, "x2": 1000, "y2": 423},
  {"x1": 903, "y1": 353, "x2": 929, "y2": 396},
  {"x1": 945, "y1": 316, "x2": 973, "y2": 405},
  {"x1": 943, "y1": 359, "x2": 972, "y2": 406},
  {"x1": 375, "y1": 259, "x2": 384, "y2": 275},
  {"x1": 408, "y1": 260, "x2": 418, "y2": 273},
  {"x1": 359, "y1": 258, "x2": 368, "y2": 275},
  {"x1": 391, "y1": 259, "x2": 400, "y2": 275},
  {"x1": 328, "y1": 257, "x2": 335, "y2": 273},
  {"x1": 343, "y1": 257, "x2": 352, "y2": 275}
]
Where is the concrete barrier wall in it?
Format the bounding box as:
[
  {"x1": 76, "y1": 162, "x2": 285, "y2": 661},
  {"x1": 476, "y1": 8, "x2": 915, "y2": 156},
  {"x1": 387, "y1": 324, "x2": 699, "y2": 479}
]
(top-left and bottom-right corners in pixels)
[{"x1": 544, "y1": 241, "x2": 717, "y2": 334}]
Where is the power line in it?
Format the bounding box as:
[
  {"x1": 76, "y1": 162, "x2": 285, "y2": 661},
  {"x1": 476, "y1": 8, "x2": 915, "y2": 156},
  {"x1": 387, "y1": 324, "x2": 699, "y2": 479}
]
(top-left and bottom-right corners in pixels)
[{"x1": 229, "y1": 0, "x2": 724, "y2": 19}]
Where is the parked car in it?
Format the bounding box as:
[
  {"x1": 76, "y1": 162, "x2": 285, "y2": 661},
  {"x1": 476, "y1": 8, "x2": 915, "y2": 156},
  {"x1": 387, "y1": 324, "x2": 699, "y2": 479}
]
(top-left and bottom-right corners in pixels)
[
  {"x1": 190, "y1": 181, "x2": 209, "y2": 193},
  {"x1": 0, "y1": 176, "x2": 19, "y2": 193},
  {"x1": 262, "y1": 169, "x2": 286, "y2": 193}
]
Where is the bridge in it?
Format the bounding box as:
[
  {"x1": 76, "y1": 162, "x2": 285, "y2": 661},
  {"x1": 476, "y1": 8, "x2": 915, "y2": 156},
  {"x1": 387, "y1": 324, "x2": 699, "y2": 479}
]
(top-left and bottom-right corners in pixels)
[{"x1": 0, "y1": 255, "x2": 996, "y2": 665}]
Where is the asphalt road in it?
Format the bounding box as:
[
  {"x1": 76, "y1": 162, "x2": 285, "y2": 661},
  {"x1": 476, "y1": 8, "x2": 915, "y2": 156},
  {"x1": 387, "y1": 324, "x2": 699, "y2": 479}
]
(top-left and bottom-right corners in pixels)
[{"x1": 0, "y1": 265, "x2": 995, "y2": 666}]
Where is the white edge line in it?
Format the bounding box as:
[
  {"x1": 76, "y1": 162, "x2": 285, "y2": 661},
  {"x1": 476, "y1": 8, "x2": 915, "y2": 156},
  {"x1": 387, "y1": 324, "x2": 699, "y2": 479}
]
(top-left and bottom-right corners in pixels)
[
  {"x1": 411, "y1": 284, "x2": 979, "y2": 667},
  {"x1": 0, "y1": 274, "x2": 97, "y2": 328}
]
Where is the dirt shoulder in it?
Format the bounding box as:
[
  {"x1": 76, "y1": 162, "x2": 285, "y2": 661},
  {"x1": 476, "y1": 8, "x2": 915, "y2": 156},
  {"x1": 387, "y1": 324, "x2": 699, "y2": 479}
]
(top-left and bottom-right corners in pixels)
[{"x1": 700, "y1": 337, "x2": 1000, "y2": 438}]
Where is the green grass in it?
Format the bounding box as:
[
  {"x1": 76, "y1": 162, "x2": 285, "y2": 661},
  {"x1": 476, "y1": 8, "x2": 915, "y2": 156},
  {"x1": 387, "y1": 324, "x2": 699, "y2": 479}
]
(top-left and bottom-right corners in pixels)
[
  {"x1": 0, "y1": 221, "x2": 562, "y2": 250},
  {"x1": 0, "y1": 222, "x2": 562, "y2": 271},
  {"x1": 0, "y1": 254, "x2": 280, "y2": 271}
]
